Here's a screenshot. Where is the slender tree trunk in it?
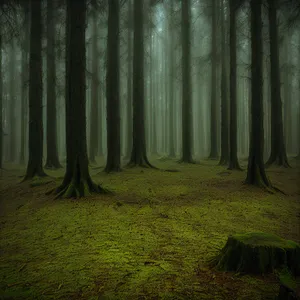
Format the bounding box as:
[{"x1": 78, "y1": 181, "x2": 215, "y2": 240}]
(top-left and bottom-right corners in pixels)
[
  {"x1": 125, "y1": 0, "x2": 133, "y2": 159},
  {"x1": 50, "y1": 0, "x2": 106, "y2": 198},
  {"x1": 219, "y1": 0, "x2": 229, "y2": 165},
  {"x1": 0, "y1": 32, "x2": 2, "y2": 169},
  {"x1": 265, "y1": 0, "x2": 289, "y2": 167},
  {"x1": 89, "y1": 0, "x2": 99, "y2": 164},
  {"x1": 246, "y1": 0, "x2": 270, "y2": 187},
  {"x1": 105, "y1": 0, "x2": 121, "y2": 172},
  {"x1": 208, "y1": 0, "x2": 219, "y2": 159},
  {"x1": 24, "y1": 0, "x2": 46, "y2": 180},
  {"x1": 168, "y1": 0, "x2": 176, "y2": 158},
  {"x1": 20, "y1": 2, "x2": 30, "y2": 165},
  {"x1": 150, "y1": 16, "x2": 158, "y2": 156},
  {"x1": 180, "y1": 0, "x2": 194, "y2": 163},
  {"x1": 128, "y1": 0, "x2": 154, "y2": 167},
  {"x1": 8, "y1": 39, "x2": 16, "y2": 162},
  {"x1": 228, "y1": 0, "x2": 241, "y2": 170},
  {"x1": 45, "y1": 0, "x2": 62, "y2": 169}
]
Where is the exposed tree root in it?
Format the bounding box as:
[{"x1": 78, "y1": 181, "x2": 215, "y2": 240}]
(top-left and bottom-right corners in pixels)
[
  {"x1": 218, "y1": 158, "x2": 228, "y2": 166},
  {"x1": 177, "y1": 158, "x2": 196, "y2": 164},
  {"x1": 47, "y1": 177, "x2": 110, "y2": 199},
  {"x1": 22, "y1": 169, "x2": 47, "y2": 182},
  {"x1": 104, "y1": 166, "x2": 122, "y2": 173},
  {"x1": 44, "y1": 163, "x2": 63, "y2": 170},
  {"x1": 265, "y1": 155, "x2": 291, "y2": 168},
  {"x1": 127, "y1": 155, "x2": 157, "y2": 169}
]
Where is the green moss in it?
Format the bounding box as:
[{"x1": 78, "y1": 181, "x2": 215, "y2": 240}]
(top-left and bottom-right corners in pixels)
[
  {"x1": 234, "y1": 232, "x2": 299, "y2": 249},
  {"x1": 0, "y1": 157, "x2": 299, "y2": 299}
]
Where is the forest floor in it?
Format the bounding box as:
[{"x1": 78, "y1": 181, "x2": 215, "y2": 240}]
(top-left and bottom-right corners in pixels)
[{"x1": 0, "y1": 156, "x2": 299, "y2": 300}]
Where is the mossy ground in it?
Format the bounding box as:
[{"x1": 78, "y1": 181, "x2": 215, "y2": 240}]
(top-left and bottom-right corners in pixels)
[{"x1": 0, "y1": 156, "x2": 299, "y2": 299}]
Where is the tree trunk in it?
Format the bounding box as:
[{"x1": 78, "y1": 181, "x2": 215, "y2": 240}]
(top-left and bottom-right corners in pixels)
[
  {"x1": 228, "y1": 0, "x2": 241, "y2": 170},
  {"x1": 219, "y1": 0, "x2": 229, "y2": 165},
  {"x1": 246, "y1": 0, "x2": 270, "y2": 187},
  {"x1": 128, "y1": 0, "x2": 154, "y2": 167},
  {"x1": 51, "y1": 0, "x2": 106, "y2": 198},
  {"x1": 150, "y1": 30, "x2": 158, "y2": 155},
  {"x1": 0, "y1": 32, "x2": 2, "y2": 169},
  {"x1": 265, "y1": 0, "x2": 290, "y2": 167},
  {"x1": 125, "y1": 0, "x2": 133, "y2": 159},
  {"x1": 180, "y1": 0, "x2": 194, "y2": 163},
  {"x1": 89, "y1": 0, "x2": 99, "y2": 164},
  {"x1": 105, "y1": 0, "x2": 121, "y2": 172},
  {"x1": 168, "y1": 0, "x2": 176, "y2": 158},
  {"x1": 45, "y1": 0, "x2": 62, "y2": 169},
  {"x1": 8, "y1": 39, "x2": 16, "y2": 162},
  {"x1": 24, "y1": 0, "x2": 46, "y2": 180},
  {"x1": 208, "y1": 0, "x2": 219, "y2": 159},
  {"x1": 20, "y1": 2, "x2": 30, "y2": 165}
]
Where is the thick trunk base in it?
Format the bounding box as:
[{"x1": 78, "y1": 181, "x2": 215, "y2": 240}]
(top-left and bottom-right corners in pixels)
[
  {"x1": 211, "y1": 232, "x2": 300, "y2": 275},
  {"x1": 23, "y1": 165, "x2": 47, "y2": 181},
  {"x1": 228, "y1": 159, "x2": 242, "y2": 170},
  {"x1": 266, "y1": 154, "x2": 291, "y2": 168},
  {"x1": 45, "y1": 159, "x2": 62, "y2": 170},
  {"x1": 177, "y1": 158, "x2": 196, "y2": 164},
  {"x1": 49, "y1": 176, "x2": 108, "y2": 199}
]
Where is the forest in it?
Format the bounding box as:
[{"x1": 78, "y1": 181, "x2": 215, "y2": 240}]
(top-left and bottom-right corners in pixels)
[{"x1": 0, "y1": 0, "x2": 300, "y2": 299}]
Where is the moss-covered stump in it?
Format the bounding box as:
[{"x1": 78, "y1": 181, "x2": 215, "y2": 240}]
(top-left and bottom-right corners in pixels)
[{"x1": 211, "y1": 232, "x2": 300, "y2": 275}]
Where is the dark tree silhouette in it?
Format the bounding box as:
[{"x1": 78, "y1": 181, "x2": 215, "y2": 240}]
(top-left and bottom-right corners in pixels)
[
  {"x1": 8, "y1": 39, "x2": 16, "y2": 162},
  {"x1": 19, "y1": 2, "x2": 30, "y2": 165},
  {"x1": 208, "y1": 0, "x2": 218, "y2": 160},
  {"x1": 265, "y1": 0, "x2": 290, "y2": 168},
  {"x1": 0, "y1": 32, "x2": 2, "y2": 170},
  {"x1": 89, "y1": 0, "x2": 99, "y2": 164},
  {"x1": 168, "y1": 0, "x2": 176, "y2": 158},
  {"x1": 24, "y1": 0, "x2": 47, "y2": 180},
  {"x1": 105, "y1": 0, "x2": 121, "y2": 172},
  {"x1": 128, "y1": 0, "x2": 154, "y2": 167},
  {"x1": 125, "y1": 0, "x2": 133, "y2": 159},
  {"x1": 246, "y1": 0, "x2": 271, "y2": 187},
  {"x1": 180, "y1": 0, "x2": 194, "y2": 163},
  {"x1": 45, "y1": 0, "x2": 62, "y2": 169},
  {"x1": 51, "y1": 0, "x2": 106, "y2": 198},
  {"x1": 228, "y1": 0, "x2": 242, "y2": 170},
  {"x1": 219, "y1": 0, "x2": 229, "y2": 166}
]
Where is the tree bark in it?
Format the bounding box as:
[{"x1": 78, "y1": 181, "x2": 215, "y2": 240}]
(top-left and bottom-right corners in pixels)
[
  {"x1": 24, "y1": 0, "x2": 47, "y2": 180},
  {"x1": 219, "y1": 0, "x2": 229, "y2": 165},
  {"x1": 105, "y1": 0, "x2": 121, "y2": 172},
  {"x1": 246, "y1": 0, "x2": 270, "y2": 187},
  {"x1": 208, "y1": 0, "x2": 219, "y2": 159},
  {"x1": 89, "y1": 0, "x2": 99, "y2": 164},
  {"x1": 180, "y1": 0, "x2": 194, "y2": 163},
  {"x1": 228, "y1": 0, "x2": 241, "y2": 170},
  {"x1": 128, "y1": 0, "x2": 154, "y2": 167},
  {"x1": 168, "y1": 0, "x2": 176, "y2": 158},
  {"x1": 8, "y1": 39, "x2": 16, "y2": 162},
  {"x1": 125, "y1": 0, "x2": 133, "y2": 159},
  {"x1": 0, "y1": 32, "x2": 2, "y2": 169},
  {"x1": 20, "y1": 2, "x2": 30, "y2": 165},
  {"x1": 51, "y1": 0, "x2": 106, "y2": 198},
  {"x1": 45, "y1": 0, "x2": 62, "y2": 169},
  {"x1": 265, "y1": 0, "x2": 290, "y2": 168}
]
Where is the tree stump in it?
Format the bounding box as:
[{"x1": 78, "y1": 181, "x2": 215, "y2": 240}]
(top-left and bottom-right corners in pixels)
[{"x1": 211, "y1": 232, "x2": 300, "y2": 275}]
